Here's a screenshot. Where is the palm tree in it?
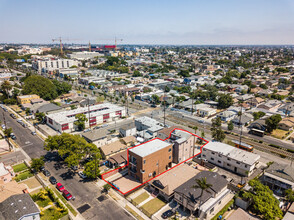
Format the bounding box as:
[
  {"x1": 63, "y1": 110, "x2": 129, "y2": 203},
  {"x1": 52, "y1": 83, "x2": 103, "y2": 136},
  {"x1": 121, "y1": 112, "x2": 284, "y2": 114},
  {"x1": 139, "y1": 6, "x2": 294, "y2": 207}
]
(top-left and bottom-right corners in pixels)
[{"x1": 191, "y1": 177, "x2": 213, "y2": 206}]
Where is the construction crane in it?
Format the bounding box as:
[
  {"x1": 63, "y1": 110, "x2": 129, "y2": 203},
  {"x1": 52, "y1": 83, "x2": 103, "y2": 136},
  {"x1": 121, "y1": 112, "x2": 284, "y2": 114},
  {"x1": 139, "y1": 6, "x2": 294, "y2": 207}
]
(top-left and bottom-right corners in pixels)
[
  {"x1": 52, "y1": 37, "x2": 80, "y2": 55},
  {"x1": 52, "y1": 37, "x2": 64, "y2": 55}
]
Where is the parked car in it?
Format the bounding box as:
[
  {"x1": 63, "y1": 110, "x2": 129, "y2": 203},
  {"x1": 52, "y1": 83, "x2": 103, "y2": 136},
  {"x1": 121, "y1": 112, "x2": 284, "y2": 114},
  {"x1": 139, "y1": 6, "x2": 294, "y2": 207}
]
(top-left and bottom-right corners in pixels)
[
  {"x1": 10, "y1": 113, "x2": 16, "y2": 119},
  {"x1": 78, "y1": 171, "x2": 87, "y2": 179},
  {"x1": 17, "y1": 119, "x2": 22, "y2": 123},
  {"x1": 161, "y1": 210, "x2": 175, "y2": 219},
  {"x1": 43, "y1": 169, "x2": 51, "y2": 177},
  {"x1": 31, "y1": 131, "x2": 36, "y2": 135},
  {"x1": 56, "y1": 183, "x2": 65, "y2": 192},
  {"x1": 101, "y1": 124, "x2": 108, "y2": 128},
  {"x1": 49, "y1": 176, "x2": 57, "y2": 185},
  {"x1": 40, "y1": 166, "x2": 45, "y2": 171},
  {"x1": 83, "y1": 128, "x2": 91, "y2": 133},
  {"x1": 63, "y1": 190, "x2": 73, "y2": 200},
  {"x1": 22, "y1": 123, "x2": 27, "y2": 128},
  {"x1": 71, "y1": 165, "x2": 78, "y2": 171},
  {"x1": 10, "y1": 133, "x2": 16, "y2": 140},
  {"x1": 1, "y1": 124, "x2": 6, "y2": 130},
  {"x1": 3, "y1": 108, "x2": 7, "y2": 112}
]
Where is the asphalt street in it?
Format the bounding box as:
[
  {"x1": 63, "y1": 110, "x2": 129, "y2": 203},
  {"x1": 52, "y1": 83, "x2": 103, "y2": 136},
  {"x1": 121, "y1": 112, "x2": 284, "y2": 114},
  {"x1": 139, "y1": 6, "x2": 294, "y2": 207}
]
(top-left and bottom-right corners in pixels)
[{"x1": 0, "y1": 108, "x2": 133, "y2": 220}]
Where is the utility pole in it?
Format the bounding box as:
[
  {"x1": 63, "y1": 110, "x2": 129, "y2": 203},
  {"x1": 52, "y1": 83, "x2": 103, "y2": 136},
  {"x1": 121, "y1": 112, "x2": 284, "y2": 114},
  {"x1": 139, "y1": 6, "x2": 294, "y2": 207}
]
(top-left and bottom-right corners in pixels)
[
  {"x1": 163, "y1": 91, "x2": 166, "y2": 127},
  {"x1": 238, "y1": 100, "x2": 243, "y2": 146},
  {"x1": 2, "y1": 112, "x2": 12, "y2": 151}
]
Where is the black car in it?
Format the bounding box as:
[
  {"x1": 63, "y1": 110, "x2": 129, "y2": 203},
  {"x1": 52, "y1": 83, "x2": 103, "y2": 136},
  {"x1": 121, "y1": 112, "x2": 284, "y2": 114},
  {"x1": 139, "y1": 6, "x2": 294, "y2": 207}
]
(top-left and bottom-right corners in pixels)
[
  {"x1": 161, "y1": 210, "x2": 175, "y2": 219},
  {"x1": 43, "y1": 169, "x2": 51, "y2": 177},
  {"x1": 40, "y1": 166, "x2": 45, "y2": 171},
  {"x1": 49, "y1": 176, "x2": 57, "y2": 184}
]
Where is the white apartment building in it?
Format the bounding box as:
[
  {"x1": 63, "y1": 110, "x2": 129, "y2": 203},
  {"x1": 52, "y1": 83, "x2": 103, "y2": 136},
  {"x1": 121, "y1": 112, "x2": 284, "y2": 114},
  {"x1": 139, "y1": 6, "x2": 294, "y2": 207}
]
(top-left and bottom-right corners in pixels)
[
  {"x1": 201, "y1": 142, "x2": 260, "y2": 176},
  {"x1": 32, "y1": 58, "x2": 79, "y2": 72},
  {"x1": 68, "y1": 51, "x2": 103, "y2": 60},
  {"x1": 46, "y1": 103, "x2": 125, "y2": 133}
]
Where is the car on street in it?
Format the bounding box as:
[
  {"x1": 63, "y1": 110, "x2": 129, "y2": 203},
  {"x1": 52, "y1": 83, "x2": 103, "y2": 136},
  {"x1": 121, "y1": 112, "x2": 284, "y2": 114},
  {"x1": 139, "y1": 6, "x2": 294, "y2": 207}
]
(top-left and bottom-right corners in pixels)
[
  {"x1": 101, "y1": 124, "x2": 108, "y2": 128},
  {"x1": 161, "y1": 210, "x2": 175, "y2": 219},
  {"x1": 3, "y1": 108, "x2": 7, "y2": 112},
  {"x1": 22, "y1": 123, "x2": 28, "y2": 128},
  {"x1": 198, "y1": 119, "x2": 204, "y2": 123},
  {"x1": 56, "y1": 182, "x2": 65, "y2": 192},
  {"x1": 1, "y1": 124, "x2": 6, "y2": 130},
  {"x1": 40, "y1": 166, "x2": 45, "y2": 171},
  {"x1": 78, "y1": 171, "x2": 87, "y2": 179},
  {"x1": 43, "y1": 169, "x2": 51, "y2": 177},
  {"x1": 31, "y1": 131, "x2": 36, "y2": 135},
  {"x1": 63, "y1": 190, "x2": 73, "y2": 200},
  {"x1": 49, "y1": 176, "x2": 57, "y2": 184},
  {"x1": 10, "y1": 113, "x2": 16, "y2": 119}
]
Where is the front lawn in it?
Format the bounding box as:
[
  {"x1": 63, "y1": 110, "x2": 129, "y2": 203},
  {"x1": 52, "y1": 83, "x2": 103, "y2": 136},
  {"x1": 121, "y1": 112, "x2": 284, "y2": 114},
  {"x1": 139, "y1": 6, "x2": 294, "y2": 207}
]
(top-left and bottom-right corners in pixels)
[
  {"x1": 132, "y1": 192, "x2": 149, "y2": 205},
  {"x1": 271, "y1": 129, "x2": 289, "y2": 139},
  {"x1": 12, "y1": 163, "x2": 28, "y2": 173},
  {"x1": 15, "y1": 170, "x2": 33, "y2": 182},
  {"x1": 140, "y1": 198, "x2": 166, "y2": 217}
]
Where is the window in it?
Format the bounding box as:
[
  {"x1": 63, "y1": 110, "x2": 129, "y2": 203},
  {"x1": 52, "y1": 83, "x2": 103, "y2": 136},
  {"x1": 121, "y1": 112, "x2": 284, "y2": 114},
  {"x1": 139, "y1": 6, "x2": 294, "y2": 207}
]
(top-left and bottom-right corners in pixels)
[
  {"x1": 144, "y1": 160, "x2": 146, "y2": 164},
  {"x1": 168, "y1": 148, "x2": 171, "y2": 152},
  {"x1": 218, "y1": 200, "x2": 222, "y2": 205},
  {"x1": 245, "y1": 165, "x2": 248, "y2": 168},
  {"x1": 218, "y1": 154, "x2": 222, "y2": 157},
  {"x1": 211, "y1": 157, "x2": 214, "y2": 161},
  {"x1": 218, "y1": 160, "x2": 221, "y2": 163},
  {"x1": 227, "y1": 158, "x2": 231, "y2": 161},
  {"x1": 227, "y1": 163, "x2": 231, "y2": 167},
  {"x1": 202, "y1": 154, "x2": 206, "y2": 157},
  {"x1": 212, "y1": 152, "x2": 215, "y2": 155},
  {"x1": 169, "y1": 156, "x2": 171, "y2": 159},
  {"x1": 149, "y1": 173, "x2": 152, "y2": 177},
  {"x1": 236, "y1": 161, "x2": 240, "y2": 165}
]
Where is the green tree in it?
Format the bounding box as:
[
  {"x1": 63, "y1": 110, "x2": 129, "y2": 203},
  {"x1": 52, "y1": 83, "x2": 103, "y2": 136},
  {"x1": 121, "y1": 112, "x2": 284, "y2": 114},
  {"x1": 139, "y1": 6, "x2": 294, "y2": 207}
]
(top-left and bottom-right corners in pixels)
[
  {"x1": 211, "y1": 117, "x2": 225, "y2": 142},
  {"x1": 178, "y1": 69, "x2": 190, "y2": 77},
  {"x1": 35, "y1": 112, "x2": 46, "y2": 123},
  {"x1": 285, "y1": 189, "x2": 294, "y2": 203},
  {"x1": 227, "y1": 120, "x2": 234, "y2": 131},
  {"x1": 253, "y1": 111, "x2": 266, "y2": 120},
  {"x1": 1, "y1": 80, "x2": 12, "y2": 97},
  {"x1": 243, "y1": 179, "x2": 283, "y2": 220},
  {"x1": 23, "y1": 75, "x2": 58, "y2": 100},
  {"x1": 31, "y1": 157, "x2": 45, "y2": 172},
  {"x1": 265, "y1": 114, "x2": 282, "y2": 133},
  {"x1": 44, "y1": 133, "x2": 100, "y2": 167},
  {"x1": 218, "y1": 94, "x2": 233, "y2": 109},
  {"x1": 4, "y1": 128, "x2": 13, "y2": 137},
  {"x1": 260, "y1": 84, "x2": 268, "y2": 89},
  {"x1": 74, "y1": 113, "x2": 88, "y2": 131},
  {"x1": 191, "y1": 177, "x2": 213, "y2": 205},
  {"x1": 83, "y1": 157, "x2": 100, "y2": 179},
  {"x1": 151, "y1": 94, "x2": 160, "y2": 104}
]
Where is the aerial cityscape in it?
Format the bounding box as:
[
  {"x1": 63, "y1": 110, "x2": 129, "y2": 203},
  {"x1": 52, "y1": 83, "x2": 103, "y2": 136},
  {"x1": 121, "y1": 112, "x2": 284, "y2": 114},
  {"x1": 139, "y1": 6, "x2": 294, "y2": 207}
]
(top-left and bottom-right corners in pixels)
[{"x1": 0, "y1": 1, "x2": 294, "y2": 220}]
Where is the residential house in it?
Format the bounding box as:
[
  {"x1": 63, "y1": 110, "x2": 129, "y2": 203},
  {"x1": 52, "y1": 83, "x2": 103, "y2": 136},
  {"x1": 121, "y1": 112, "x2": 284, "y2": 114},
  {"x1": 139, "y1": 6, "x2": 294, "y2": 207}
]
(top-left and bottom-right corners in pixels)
[
  {"x1": 231, "y1": 113, "x2": 254, "y2": 127},
  {"x1": 0, "y1": 163, "x2": 14, "y2": 183},
  {"x1": 157, "y1": 126, "x2": 183, "y2": 140},
  {"x1": 149, "y1": 164, "x2": 200, "y2": 201},
  {"x1": 201, "y1": 142, "x2": 260, "y2": 176},
  {"x1": 262, "y1": 162, "x2": 294, "y2": 195},
  {"x1": 82, "y1": 129, "x2": 108, "y2": 148},
  {"x1": 100, "y1": 140, "x2": 127, "y2": 159},
  {"x1": 17, "y1": 94, "x2": 40, "y2": 105},
  {"x1": 128, "y1": 139, "x2": 173, "y2": 183},
  {"x1": 35, "y1": 103, "x2": 62, "y2": 114},
  {"x1": 278, "y1": 103, "x2": 294, "y2": 116},
  {"x1": 197, "y1": 106, "x2": 217, "y2": 118},
  {"x1": 174, "y1": 171, "x2": 232, "y2": 220},
  {"x1": 278, "y1": 117, "x2": 294, "y2": 131},
  {"x1": 218, "y1": 110, "x2": 237, "y2": 122},
  {"x1": 245, "y1": 97, "x2": 264, "y2": 107},
  {"x1": 249, "y1": 118, "x2": 267, "y2": 133},
  {"x1": 119, "y1": 122, "x2": 137, "y2": 137},
  {"x1": 135, "y1": 116, "x2": 163, "y2": 139},
  {"x1": 107, "y1": 150, "x2": 128, "y2": 168},
  {"x1": 0, "y1": 181, "x2": 28, "y2": 202},
  {"x1": 257, "y1": 100, "x2": 282, "y2": 112},
  {"x1": 0, "y1": 194, "x2": 40, "y2": 220}
]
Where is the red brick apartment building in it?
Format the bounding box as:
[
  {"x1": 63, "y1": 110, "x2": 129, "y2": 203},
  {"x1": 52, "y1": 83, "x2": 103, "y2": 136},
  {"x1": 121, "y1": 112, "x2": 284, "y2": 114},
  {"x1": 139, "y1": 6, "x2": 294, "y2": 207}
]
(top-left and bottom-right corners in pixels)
[{"x1": 128, "y1": 139, "x2": 173, "y2": 183}]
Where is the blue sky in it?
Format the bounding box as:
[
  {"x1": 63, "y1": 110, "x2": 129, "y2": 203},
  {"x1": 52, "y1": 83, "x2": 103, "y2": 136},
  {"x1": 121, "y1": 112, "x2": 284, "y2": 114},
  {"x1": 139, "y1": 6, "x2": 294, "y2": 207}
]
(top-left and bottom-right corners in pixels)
[{"x1": 0, "y1": 0, "x2": 293, "y2": 44}]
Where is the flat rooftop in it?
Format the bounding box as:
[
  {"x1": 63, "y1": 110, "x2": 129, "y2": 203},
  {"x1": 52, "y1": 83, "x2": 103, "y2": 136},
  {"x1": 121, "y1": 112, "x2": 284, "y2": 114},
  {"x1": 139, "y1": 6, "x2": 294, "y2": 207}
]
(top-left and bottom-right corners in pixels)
[
  {"x1": 129, "y1": 139, "x2": 171, "y2": 157},
  {"x1": 47, "y1": 103, "x2": 124, "y2": 124}
]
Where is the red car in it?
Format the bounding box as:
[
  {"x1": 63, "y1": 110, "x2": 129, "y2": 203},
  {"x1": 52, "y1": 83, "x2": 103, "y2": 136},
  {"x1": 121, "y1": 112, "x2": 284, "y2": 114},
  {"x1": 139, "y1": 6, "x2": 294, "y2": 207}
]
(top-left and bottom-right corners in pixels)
[
  {"x1": 56, "y1": 183, "x2": 65, "y2": 192},
  {"x1": 62, "y1": 190, "x2": 73, "y2": 200}
]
